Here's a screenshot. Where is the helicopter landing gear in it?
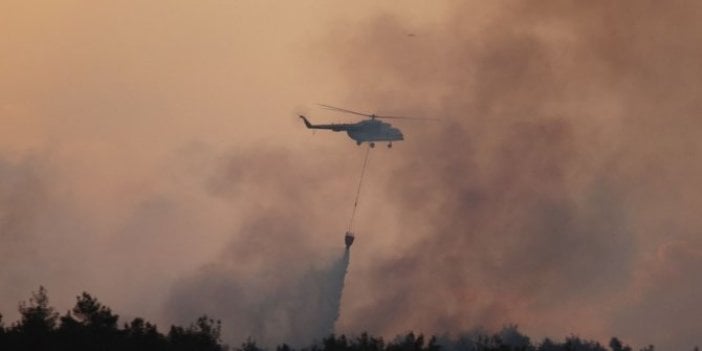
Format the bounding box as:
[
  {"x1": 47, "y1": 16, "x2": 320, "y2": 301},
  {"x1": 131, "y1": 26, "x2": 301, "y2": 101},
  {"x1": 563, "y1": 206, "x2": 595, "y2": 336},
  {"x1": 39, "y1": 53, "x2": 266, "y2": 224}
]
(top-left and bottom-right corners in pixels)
[
  {"x1": 387, "y1": 143, "x2": 392, "y2": 148},
  {"x1": 369, "y1": 142, "x2": 375, "y2": 148}
]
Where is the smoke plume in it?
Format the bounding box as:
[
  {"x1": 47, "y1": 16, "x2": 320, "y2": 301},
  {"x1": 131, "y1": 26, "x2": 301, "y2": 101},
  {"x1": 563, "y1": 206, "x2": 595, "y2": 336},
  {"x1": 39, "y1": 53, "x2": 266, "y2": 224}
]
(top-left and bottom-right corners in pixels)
[
  {"x1": 165, "y1": 148, "x2": 355, "y2": 347},
  {"x1": 166, "y1": 248, "x2": 351, "y2": 347},
  {"x1": 327, "y1": 1, "x2": 702, "y2": 350}
]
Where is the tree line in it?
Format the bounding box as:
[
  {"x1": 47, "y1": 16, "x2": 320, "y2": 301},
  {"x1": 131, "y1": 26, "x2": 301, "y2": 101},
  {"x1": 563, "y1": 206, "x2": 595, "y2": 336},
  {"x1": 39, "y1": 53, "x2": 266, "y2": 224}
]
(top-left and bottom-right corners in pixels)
[
  {"x1": 0, "y1": 286, "x2": 223, "y2": 351},
  {"x1": 0, "y1": 286, "x2": 678, "y2": 351}
]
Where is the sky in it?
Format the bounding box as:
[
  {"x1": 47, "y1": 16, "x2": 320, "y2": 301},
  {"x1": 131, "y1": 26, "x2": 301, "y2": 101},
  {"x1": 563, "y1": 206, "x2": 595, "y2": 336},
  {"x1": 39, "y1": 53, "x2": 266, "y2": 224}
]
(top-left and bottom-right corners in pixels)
[{"x1": 2, "y1": 1, "x2": 702, "y2": 350}]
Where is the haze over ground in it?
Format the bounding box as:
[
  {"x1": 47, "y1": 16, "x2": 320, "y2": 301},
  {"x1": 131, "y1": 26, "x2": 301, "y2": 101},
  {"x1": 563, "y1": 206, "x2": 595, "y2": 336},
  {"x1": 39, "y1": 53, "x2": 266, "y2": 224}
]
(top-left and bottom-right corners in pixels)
[{"x1": 2, "y1": 1, "x2": 702, "y2": 350}]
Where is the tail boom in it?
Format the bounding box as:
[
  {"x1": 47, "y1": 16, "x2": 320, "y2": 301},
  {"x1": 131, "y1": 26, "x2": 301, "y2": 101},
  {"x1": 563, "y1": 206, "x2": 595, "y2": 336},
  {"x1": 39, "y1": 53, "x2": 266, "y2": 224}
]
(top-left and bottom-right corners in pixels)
[{"x1": 298, "y1": 115, "x2": 350, "y2": 131}]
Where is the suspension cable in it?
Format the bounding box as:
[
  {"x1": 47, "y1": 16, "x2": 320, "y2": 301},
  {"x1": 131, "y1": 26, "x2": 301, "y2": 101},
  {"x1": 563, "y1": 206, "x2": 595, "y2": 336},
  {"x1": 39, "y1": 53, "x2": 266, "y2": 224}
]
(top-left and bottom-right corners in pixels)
[{"x1": 348, "y1": 145, "x2": 371, "y2": 232}]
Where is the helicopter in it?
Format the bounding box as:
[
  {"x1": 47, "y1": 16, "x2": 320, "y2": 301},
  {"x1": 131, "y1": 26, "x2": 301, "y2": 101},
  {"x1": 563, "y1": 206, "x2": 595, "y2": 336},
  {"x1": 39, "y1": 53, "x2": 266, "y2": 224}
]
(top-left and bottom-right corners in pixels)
[{"x1": 299, "y1": 104, "x2": 431, "y2": 148}]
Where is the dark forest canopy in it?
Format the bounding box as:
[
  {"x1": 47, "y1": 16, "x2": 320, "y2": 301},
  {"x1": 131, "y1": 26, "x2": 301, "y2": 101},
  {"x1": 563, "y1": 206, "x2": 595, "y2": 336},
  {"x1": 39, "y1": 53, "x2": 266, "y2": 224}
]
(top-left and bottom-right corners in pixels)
[{"x1": 0, "y1": 286, "x2": 682, "y2": 351}]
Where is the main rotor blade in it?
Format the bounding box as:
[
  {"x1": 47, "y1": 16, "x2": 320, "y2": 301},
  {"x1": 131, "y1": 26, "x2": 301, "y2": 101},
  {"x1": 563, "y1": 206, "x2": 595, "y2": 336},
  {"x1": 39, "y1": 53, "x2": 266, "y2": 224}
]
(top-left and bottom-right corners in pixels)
[
  {"x1": 319, "y1": 103, "x2": 439, "y2": 121},
  {"x1": 318, "y1": 104, "x2": 373, "y2": 117},
  {"x1": 375, "y1": 115, "x2": 440, "y2": 121}
]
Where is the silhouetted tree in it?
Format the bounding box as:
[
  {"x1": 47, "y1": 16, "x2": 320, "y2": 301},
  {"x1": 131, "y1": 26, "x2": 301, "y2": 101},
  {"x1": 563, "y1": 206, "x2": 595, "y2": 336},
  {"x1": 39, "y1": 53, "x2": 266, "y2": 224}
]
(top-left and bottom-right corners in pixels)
[
  {"x1": 471, "y1": 333, "x2": 510, "y2": 351},
  {"x1": 16, "y1": 286, "x2": 59, "y2": 332},
  {"x1": 562, "y1": 336, "x2": 606, "y2": 351},
  {"x1": 609, "y1": 338, "x2": 631, "y2": 351},
  {"x1": 537, "y1": 338, "x2": 559, "y2": 351},
  {"x1": 122, "y1": 318, "x2": 168, "y2": 351},
  {"x1": 496, "y1": 325, "x2": 532, "y2": 351},
  {"x1": 10, "y1": 286, "x2": 59, "y2": 350},
  {"x1": 56, "y1": 292, "x2": 121, "y2": 350},
  {"x1": 353, "y1": 332, "x2": 385, "y2": 351},
  {"x1": 386, "y1": 332, "x2": 439, "y2": 351},
  {"x1": 72, "y1": 292, "x2": 119, "y2": 330},
  {"x1": 323, "y1": 334, "x2": 350, "y2": 351},
  {"x1": 168, "y1": 315, "x2": 224, "y2": 351}
]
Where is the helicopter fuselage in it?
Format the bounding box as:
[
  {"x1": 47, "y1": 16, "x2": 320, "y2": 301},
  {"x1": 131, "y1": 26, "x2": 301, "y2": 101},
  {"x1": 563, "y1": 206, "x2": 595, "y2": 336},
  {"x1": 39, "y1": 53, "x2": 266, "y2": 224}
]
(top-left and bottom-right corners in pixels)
[{"x1": 299, "y1": 116, "x2": 404, "y2": 145}]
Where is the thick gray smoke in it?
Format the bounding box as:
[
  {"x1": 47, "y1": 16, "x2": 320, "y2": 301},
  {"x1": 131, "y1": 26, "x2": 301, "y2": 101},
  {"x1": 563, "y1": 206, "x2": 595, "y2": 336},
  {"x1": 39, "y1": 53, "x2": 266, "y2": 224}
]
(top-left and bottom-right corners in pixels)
[
  {"x1": 325, "y1": 1, "x2": 702, "y2": 350},
  {"x1": 167, "y1": 243, "x2": 351, "y2": 347},
  {"x1": 165, "y1": 148, "x2": 354, "y2": 347}
]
